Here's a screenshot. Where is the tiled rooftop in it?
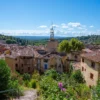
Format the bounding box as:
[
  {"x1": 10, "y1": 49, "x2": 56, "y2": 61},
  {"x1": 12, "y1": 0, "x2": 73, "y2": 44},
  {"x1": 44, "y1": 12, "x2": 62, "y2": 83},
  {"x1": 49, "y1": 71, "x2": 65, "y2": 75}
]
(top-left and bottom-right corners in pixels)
[{"x1": 81, "y1": 51, "x2": 100, "y2": 63}]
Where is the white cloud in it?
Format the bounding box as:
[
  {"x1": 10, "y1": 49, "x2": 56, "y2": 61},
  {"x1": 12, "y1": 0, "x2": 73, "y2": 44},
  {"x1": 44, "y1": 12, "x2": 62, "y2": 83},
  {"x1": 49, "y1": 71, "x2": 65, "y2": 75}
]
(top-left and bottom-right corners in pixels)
[
  {"x1": 0, "y1": 29, "x2": 50, "y2": 36},
  {"x1": 62, "y1": 25, "x2": 68, "y2": 29},
  {"x1": 68, "y1": 22, "x2": 81, "y2": 27},
  {"x1": 61, "y1": 22, "x2": 85, "y2": 30},
  {"x1": 39, "y1": 25, "x2": 47, "y2": 28},
  {"x1": 61, "y1": 23, "x2": 66, "y2": 26},
  {"x1": 61, "y1": 23, "x2": 68, "y2": 29},
  {"x1": 52, "y1": 24, "x2": 59, "y2": 28},
  {"x1": 67, "y1": 28, "x2": 73, "y2": 31},
  {"x1": 90, "y1": 25, "x2": 94, "y2": 28},
  {"x1": 0, "y1": 23, "x2": 98, "y2": 37}
]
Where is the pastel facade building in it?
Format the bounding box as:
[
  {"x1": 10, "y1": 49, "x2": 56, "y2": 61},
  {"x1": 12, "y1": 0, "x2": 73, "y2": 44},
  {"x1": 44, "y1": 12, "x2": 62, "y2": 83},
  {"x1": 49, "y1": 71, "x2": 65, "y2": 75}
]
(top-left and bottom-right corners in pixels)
[
  {"x1": 5, "y1": 47, "x2": 35, "y2": 74},
  {"x1": 81, "y1": 51, "x2": 100, "y2": 87}
]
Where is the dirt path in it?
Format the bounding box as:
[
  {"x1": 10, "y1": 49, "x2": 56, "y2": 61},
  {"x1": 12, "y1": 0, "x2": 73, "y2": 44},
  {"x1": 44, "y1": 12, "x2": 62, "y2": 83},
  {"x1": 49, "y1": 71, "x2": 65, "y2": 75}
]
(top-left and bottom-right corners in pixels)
[{"x1": 14, "y1": 90, "x2": 37, "y2": 100}]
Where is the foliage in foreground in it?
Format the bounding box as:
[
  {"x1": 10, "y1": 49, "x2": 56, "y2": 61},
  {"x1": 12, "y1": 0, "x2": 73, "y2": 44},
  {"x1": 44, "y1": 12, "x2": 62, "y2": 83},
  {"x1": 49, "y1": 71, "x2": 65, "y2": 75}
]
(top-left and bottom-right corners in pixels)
[
  {"x1": 0, "y1": 60, "x2": 23, "y2": 99},
  {"x1": 39, "y1": 69, "x2": 91, "y2": 100},
  {"x1": 92, "y1": 79, "x2": 100, "y2": 100},
  {"x1": 0, "y1": 60, "x2": 11, "y2": 91}
]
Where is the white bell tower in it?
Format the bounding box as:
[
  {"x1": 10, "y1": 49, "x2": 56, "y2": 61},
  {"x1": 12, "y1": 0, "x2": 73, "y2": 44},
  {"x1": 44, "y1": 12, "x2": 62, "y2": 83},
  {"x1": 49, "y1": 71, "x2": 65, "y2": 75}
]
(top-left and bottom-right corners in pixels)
[
  {"x1": 50, "y1": 24, "x2": 54, "y2": 40},
  {"x1": 46, "y1": 23, "x2": 58, "y2": 52}
]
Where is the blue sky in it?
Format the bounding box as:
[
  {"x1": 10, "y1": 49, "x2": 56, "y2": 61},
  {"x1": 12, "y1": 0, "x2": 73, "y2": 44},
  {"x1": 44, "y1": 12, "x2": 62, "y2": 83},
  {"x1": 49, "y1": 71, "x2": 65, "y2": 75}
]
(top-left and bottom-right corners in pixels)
[{"x1": 0, "y1": 0, "x2": 100, "y2": 36}]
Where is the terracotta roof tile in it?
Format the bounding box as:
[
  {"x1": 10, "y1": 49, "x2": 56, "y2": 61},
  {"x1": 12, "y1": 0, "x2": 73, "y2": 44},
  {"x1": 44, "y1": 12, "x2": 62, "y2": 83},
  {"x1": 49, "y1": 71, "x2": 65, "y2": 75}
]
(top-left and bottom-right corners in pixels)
[{"x1": 81, "y1": 51, "x2": 100, "y2": 63}]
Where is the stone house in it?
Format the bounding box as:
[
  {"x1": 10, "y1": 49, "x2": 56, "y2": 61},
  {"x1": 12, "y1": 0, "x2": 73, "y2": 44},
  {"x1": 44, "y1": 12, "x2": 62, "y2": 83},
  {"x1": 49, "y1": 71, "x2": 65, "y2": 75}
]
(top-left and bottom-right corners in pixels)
[
  {"x1": 81, "y1": 51, "x2": 100, "y2": 87},
  {"x1": 34, "y1": 49, "x2": 68, "y2": 73},
  {"x1": 5, "y1": 47, "x2": 35, "y2": 74},
  {"x1": 67, "y1": 51, "x2": 81, "y2": 62}
]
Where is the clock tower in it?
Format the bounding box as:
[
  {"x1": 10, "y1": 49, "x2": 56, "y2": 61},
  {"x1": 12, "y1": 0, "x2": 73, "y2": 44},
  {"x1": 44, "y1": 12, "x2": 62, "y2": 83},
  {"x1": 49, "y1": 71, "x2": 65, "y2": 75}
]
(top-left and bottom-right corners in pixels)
[
  {"x1": 46, "y1": 24, "x2": 58, "y2": 52},
  {"x1": 50, "y1": 26, "x2": 54, "y2": 40}
]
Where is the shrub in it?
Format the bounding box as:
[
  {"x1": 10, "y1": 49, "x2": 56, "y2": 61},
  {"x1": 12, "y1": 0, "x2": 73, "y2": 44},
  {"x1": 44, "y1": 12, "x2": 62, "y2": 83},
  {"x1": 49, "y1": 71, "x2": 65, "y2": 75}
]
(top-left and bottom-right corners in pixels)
[
  {"x1": 24, "y1": 80, "x2": 30, "y2": 87},
  {"x1": 8, "y1": 80, "x2": 24, "y2": 97},
  {"x1": 44, "y1": 69, "x2": 58, "y2": 79},
  {"x1": 23, "y1": 73, "x2": 31, "y2": 81},
  {"x1": 0, "y1": 60, "x2": 11, "y2": 91},
  {"x1": 39, "y1": 69, "x2": 91, "y2": 99},
  {"x1": 32, "y1": 70, "x2": 40, "y2": 81},
  {"x1": 31, "y1": 80, "x2": 37, "y2": 89},
  {"x1": 71, "y1": 70, "x2": 84, "y2": 83}
]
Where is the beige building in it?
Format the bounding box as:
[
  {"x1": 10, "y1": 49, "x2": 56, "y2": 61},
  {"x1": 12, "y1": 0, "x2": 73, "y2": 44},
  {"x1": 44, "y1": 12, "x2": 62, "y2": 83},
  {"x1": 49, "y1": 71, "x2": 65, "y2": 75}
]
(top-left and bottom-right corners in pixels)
[
  {"x1": 67, "y1": 51, "x2": 81, "y2": 62},
  {"x1": 5, "y1": 47, "x2": 35, "y2": 74},
  {"x1": 34, "y1": 50, "x2": 68, "y2": 73},
  {"x1": 81, "y1": 51, "x2": 100, "y2": 87}
]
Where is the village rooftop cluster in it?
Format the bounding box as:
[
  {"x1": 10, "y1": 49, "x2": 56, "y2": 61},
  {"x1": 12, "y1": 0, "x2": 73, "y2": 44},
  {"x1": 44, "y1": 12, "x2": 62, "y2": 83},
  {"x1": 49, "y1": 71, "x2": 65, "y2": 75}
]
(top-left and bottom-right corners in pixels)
[{"x1": 0, "y1": 26, "x2": 100, "y2": 88}]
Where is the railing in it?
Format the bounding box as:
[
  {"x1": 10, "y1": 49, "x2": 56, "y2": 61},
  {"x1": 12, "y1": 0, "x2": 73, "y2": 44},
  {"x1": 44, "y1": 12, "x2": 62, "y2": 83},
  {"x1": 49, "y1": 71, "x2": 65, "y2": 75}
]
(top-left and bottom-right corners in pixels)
[{"x1": 0, "y1": 89, "x2": 20, "y2": 100}]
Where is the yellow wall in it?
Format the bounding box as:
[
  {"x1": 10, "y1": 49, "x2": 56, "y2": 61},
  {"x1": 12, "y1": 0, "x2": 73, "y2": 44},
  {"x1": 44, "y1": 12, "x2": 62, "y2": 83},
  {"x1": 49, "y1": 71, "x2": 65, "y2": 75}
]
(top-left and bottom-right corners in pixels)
[
  {"x1": 5, "y1": 57, "x2": 16, "y2": 72},
  {"x1": 46, "y1": 40, "x2": 58, "y2": 52},
  {"x1": 81, "y1": 58, "x2": 100, "y2": 86}
]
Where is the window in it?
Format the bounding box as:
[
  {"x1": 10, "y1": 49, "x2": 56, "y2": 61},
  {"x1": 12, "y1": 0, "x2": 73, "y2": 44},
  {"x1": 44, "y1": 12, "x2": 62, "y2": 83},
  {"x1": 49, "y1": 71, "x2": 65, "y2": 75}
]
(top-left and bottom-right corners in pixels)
[
  {"x1": 90, "y1": 73, "x2": 94, "y2": 79},
  {"x1": 82, "y1": 67, "x2": 84, "y2": 71},
  {"x1": 44, "y1": 59, "x2": 48, "y2": 63},
  {"x1": 75, "y1": 55, "x2": 77, "y2": 59},
  {"x1": 91, "y1": 62, "x2": 95, "y2": 68},
  {"x1": 67, "y1": 57, "x2": 69, "y2": 60},
  {"x1": 38, "y1": 59, "x2": 40, "y2": 63},
  {"x1": 82, "y1": 58, "x2": 84, "y2": 62},
  {"x1": 89, "y1": 85, "x2": 91, "y2": 88},
  {"x1": 44, "y1": 64, "x2": 48, "y2": 69},
  {"x1": 50, "y1": 65, "x2": 54, "y2": 68},
  {"x1": 28, "y1": 67, "x2": 30, "y2": 71},
  {"x1": 59, "y1": 64, "x2": 61, "y2": 68},
  {"x1": 15, "y1": 64, "x2": 18, "y2": 68}
]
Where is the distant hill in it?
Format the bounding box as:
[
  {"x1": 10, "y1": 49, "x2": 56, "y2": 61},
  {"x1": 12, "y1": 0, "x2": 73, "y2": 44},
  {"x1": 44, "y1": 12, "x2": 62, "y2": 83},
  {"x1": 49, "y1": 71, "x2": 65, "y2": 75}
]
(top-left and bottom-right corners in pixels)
[
  {"x1": 76, "y1": 35, "x2": 100, "y2": 45},
  {"x1": 0, "y1": 34, "x2": 100, "y2": 46},
  {"x1": 15, "y1": 36, "x2": 66, "y2": 40}
]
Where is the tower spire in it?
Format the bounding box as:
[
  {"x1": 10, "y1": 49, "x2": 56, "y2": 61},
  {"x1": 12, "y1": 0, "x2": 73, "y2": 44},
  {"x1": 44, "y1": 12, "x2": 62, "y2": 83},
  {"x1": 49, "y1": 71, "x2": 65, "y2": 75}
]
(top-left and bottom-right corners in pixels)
[{"x1": 50, "y1": 22, "x2": 54, "y2": 40}]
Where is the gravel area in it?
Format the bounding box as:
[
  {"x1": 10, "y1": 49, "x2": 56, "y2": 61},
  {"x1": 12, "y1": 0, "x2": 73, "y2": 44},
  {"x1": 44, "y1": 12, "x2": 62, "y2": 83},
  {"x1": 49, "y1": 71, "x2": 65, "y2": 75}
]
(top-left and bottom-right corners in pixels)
[{"x1": 14, "y1": 90, "x2": 37, "y2": 100}]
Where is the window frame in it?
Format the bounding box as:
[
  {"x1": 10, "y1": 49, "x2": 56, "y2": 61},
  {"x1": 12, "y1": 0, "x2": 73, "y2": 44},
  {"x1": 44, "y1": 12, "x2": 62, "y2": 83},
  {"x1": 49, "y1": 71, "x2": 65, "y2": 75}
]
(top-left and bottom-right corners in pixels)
[
  {"x1": 82, "y1": 58, "x2": 84, "y2": 62},
  {"x1": 91, "y1": 62, "x2": 95, "y2": 68},
  {"x1": 90, "y1": 73, "x2": 94, "y2": 80}
]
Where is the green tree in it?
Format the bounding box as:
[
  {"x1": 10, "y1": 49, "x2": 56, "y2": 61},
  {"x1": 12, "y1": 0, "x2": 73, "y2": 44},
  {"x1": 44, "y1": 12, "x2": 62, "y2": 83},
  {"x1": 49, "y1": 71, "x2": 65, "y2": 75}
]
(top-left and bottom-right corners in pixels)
[
  {"x1": 92, "y1": 79, "x2": 100, "y2": 100},
  {"x1": 58, "y1": 40, "x2": 71, "y2": 53},
  {"x1": 71, "y1": 70, "x2": 84, "y2": 83},
  {"x1": 58, "y1": 39, "x2": 84, "y2": 53},
  {"x1": 9, "y1": 80, "x2": 23, "y2": 97},
  {"x1": 70, "y1": 38, "x2": 84, "y2": 51},
  {"x1": 23, "y1": 73, "x2": 31, "y2": 81},
  {"x1": 0, "y1": 60, "x2": 11, "y2": 91},
  {"x1": 6, "y1": 39, "x2": 12, "y2": 44},
  {"x1": 6, "y1": 39, "x2": 17, "y2": 44},
  {"x1": 68, "y1": 63, "x2": 73, "y2": 76},
  {"x1": 0, "y1": 60, "x2": 11, "y2": 99}
]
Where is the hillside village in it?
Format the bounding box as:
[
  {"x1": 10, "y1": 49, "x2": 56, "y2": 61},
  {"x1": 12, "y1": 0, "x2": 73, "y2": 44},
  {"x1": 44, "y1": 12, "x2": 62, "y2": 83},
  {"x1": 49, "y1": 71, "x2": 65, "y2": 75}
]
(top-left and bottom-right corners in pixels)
[{"x1": 0, "y1": 26, "x2": 100, "y2": 90}]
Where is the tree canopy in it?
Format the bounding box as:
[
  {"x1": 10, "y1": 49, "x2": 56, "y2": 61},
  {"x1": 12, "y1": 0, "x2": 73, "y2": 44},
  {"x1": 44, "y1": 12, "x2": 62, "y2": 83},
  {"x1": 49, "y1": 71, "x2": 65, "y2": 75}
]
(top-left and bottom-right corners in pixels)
[
  {"x1": 0, "y1": 60, "x2": 11, "y2": 91},
  {"x1": 58, "y1": 38, "x2": 84, "y2": 53}
]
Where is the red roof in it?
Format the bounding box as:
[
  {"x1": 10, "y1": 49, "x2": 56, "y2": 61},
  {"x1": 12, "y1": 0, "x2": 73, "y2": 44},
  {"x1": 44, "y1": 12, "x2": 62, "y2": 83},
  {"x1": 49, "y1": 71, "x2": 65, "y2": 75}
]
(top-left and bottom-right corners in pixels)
[{"x1": 81, "y1": 51, "x2": 100, "y2": 63}]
